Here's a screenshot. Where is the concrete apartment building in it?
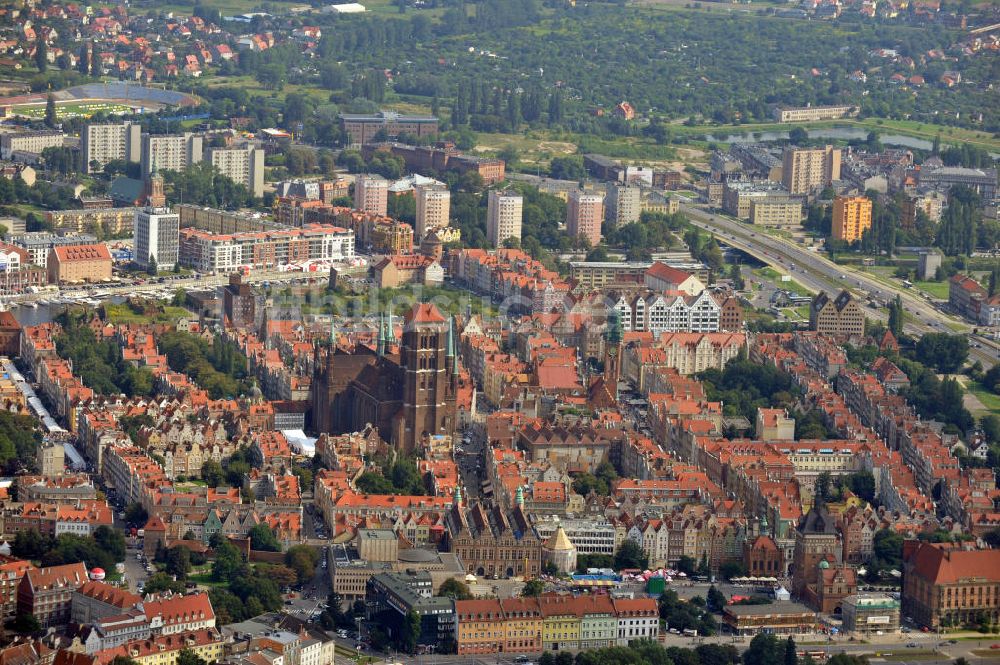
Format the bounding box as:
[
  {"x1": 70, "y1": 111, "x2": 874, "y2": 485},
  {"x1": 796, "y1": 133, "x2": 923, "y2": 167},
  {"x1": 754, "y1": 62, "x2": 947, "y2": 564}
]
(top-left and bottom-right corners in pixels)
[
  {"x1": 566, "y1": 190, "x2": 605, "y2": 248},
  {"x1": 722, "y1": 181, "x2": 790, "y2": 220},
  {"x1": 141, "y1": 133, "x2": 203, "y2": 175},
  {"x1": 82, "y1": 123, "x2": 141, "y2": 173},
  {"x1": 44, "y1": 208, "x2": 135, "y2": 235},
  {"x1": 605, "y1": 182, "x2": 641, "y2": 228},
  {"x1": 487, "y1": 190, "x2": 524, "y2": 248},
  {"x1": 750, "y1": 197, "x2": 803, "y2": 227},
  {"x1": 354, "y1": 174, "x2": 389, "y2": 217},
  {"x1": 0, "y1": 130, "x2": 66, "y2": 160},
  {"x1": 133, "y1": 207, "x2": 179, "y2": 271},
  {"x1": 205, "y1": 146, "x2": 265, "y2": 198},
  {"x1": 47, "y1": 244, "x2": 112, "y2": 284},
  {"x1": 832, "y1": 195, "x2": 873, "y2": 243},
  {"x1": 414, "y1": 184, "x2": 450, "y2": 238},
  {"x1": 782, "y1": 145, "x2": 841, "y2": 194},
  {"x1": 902, "y1": 191, "x2": 946, "y2": 227}
]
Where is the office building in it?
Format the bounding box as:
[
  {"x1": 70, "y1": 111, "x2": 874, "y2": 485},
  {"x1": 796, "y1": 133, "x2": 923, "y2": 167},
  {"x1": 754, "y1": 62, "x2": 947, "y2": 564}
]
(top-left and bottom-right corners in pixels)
[
  {"x1": 782, "y1": 145, "x2": 841, "y2": 195},
  {"x1": 133, "y1": 207, "x2": 180, "y2": 271},
  {"x1": 0, "y1": 130, "x2": 66, "y2": 160},
  {"x1": 566, "y1": 190, "x2": 605, "y2": 247},
  {"x1": 140, "y1": 133, "x2": 203, "y2": 175},
  {"x1": 46, "y1": 244, "x2": 112, "y2": 284},
  {"x1": 487, "y1": 190, "x2": 523, "y2": 248},
  {"x1": 832, "y1": 195, "x2": 872, "y2": 243},
  {"x1": 82, "y1": 123, "x2": 141, "y2": 173},
  {"x1": 773, "y1": 105, "x2": 857, "y2": 123},
  {"x1": 809, "y1": 290, "x2": 864, "y2": 336},
  {"x1": 414, "y1": 184, "x2": 450, "y2": 238},
  {"x1": 339, "y1": 111, "x2": 439, "y2": 148},
  {"x1": 605, "y1": 182, "x2": 641, "y2": 228},
  {"x1": 205, "y1": 146, "x2": 265, "y2": 198},
  {"x1": 365, "y1": 571, "x2": 454, "y2": 650},
  {"x1": 903, "y1": 542, "x2": 1000, "y2": 630},
  {"x1": 354, "y1": 174, "x2": 389, "y2": 217},
  {"x1": 178, "y1": 224, "x2": 354, "y2": 273}
]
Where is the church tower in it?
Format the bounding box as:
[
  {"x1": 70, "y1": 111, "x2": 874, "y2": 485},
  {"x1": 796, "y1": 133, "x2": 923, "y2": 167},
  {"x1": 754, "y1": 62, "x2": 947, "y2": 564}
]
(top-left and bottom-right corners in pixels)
[
  {"x1": 144, "y1": 158, "x2": 166, "y2": 208},
  {"x1": 603, "y1": 309, "x2": 624, "y2": 398},
  {"x1": 395, "y1": 303, "x2": 457, "y2": 453}
]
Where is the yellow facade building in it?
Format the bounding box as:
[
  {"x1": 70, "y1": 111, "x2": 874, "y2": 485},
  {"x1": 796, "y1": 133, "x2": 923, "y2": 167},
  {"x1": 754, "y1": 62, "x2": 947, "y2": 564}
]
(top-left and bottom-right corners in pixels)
[{"x1": 832, "y1": 195, "x2": 873, "y2": 243}]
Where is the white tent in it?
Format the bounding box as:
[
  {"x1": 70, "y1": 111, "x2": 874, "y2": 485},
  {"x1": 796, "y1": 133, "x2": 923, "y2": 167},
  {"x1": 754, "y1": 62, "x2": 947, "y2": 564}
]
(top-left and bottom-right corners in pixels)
[{"x1": 282, "y1": 429, "x2": 317, "y2": 456}]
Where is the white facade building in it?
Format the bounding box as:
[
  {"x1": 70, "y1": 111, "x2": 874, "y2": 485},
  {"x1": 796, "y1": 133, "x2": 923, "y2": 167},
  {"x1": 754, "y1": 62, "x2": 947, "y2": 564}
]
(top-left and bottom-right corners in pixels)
[
  {"x1": 486, "y1": 190, "x2": 523, "y2": 248},
  {"x1": 133, "y1": 207, "x2": 180, "y2": 270}
]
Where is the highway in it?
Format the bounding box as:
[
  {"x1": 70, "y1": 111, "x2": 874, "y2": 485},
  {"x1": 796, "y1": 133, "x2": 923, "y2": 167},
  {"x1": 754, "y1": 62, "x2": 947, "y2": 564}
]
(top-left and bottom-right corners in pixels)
[{"x1": 678, "y1": 202, "x2": 999, "y2": 369}]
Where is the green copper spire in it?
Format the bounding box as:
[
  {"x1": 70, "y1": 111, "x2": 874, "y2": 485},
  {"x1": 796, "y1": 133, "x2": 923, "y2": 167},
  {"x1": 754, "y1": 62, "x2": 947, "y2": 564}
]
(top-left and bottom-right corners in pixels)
[{"x1": 605, "y1": 309, "x2": 623, "y2": 346}]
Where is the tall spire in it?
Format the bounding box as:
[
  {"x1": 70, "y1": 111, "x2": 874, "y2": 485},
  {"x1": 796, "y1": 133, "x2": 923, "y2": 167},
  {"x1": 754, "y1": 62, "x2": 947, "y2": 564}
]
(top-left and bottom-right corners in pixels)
[
  {"x1": 446, "y1": 316, "x2": 455, "y2": 358},
  {"x1": 330, "y1": 316, "x2": 336, "y2": 346},
  {"x1": 376, "y1": 312, "x2": 385, "y2": 356}
]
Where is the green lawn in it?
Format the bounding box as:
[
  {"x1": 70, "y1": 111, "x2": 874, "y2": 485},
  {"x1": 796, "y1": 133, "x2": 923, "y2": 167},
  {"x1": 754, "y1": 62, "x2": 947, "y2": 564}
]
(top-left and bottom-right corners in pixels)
[
  {"x1": 966, "y1": 381, "x2": 1000, "y2": 413},
  {"x1": 188, "y1": 572, "x2": 226, "y2": 587},
  {"x1": 753, "y1": 267, "x2": 814, "y2": 297},
  {"x1": 103, "y1": 303, "x2": 192, "y2": 325},
  {"x1": 14, "y1": 101, "x2": 135, "y2": 120},
  {"x1": 914, "y1": 280, "x2": 950, "y2": 300},
  {"x1": 879, "y1": 652, "x2": 943, "y2": 662}
]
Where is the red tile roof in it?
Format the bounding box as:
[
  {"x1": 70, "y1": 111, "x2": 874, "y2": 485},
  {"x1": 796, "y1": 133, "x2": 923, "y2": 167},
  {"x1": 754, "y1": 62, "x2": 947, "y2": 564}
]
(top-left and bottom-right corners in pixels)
[
  {"x1": 52, "y1": 244, "x2": 111, "y2": 262},
  {"x1": 405, "y1": 303, "x2": 446, "y2": 324}
]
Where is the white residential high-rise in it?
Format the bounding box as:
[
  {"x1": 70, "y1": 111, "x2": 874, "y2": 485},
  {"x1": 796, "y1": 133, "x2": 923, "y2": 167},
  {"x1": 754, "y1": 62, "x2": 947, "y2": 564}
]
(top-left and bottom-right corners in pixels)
[
  {"x1": 414, "y1": 185, "x2": 450, "y2": 239},
  {"x1": 205, "y1": 146, "x2": 265, "y2": 198},
  {"x1": 605, "y1": 182, "x2": 641, "y2": 228},
  {"x1": 82, "y1": 122, "x2": 141, "y2": 173},
  {"x1": 487, "y1": 190, "x2": 523, "y2": 248},
  {"x1": 354, "y1": 174, "x2": 389, "y2": 217},
  {"x1": 133, "y1": 207, "x2": 179, "y2": 271},
  {"x1": 141, "y1": 133, "x2": 203, "y2": 175}
]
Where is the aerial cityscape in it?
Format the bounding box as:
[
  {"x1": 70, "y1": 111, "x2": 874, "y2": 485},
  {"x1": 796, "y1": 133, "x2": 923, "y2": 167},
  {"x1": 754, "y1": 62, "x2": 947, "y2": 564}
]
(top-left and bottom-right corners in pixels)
[{"x1": 0, "y1": 1, "x2": 996, "y2": 665}]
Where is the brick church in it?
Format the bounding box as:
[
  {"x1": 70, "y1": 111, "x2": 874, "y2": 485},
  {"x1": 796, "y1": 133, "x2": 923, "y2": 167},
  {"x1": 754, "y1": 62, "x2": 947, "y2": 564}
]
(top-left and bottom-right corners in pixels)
[{"x1": 310, "y1": 302, "x2": 460, "y2": 453}]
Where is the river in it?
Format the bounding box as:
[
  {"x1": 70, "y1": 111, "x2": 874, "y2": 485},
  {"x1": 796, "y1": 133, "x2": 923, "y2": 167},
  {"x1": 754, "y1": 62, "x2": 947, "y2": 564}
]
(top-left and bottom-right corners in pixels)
[{"x1": 9, "y1": 296, "x2": 127, "y2": 327}]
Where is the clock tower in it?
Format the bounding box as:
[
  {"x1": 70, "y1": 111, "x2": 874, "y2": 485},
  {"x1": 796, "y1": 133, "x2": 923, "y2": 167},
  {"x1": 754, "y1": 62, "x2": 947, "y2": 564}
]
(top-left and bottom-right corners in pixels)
[{"x1": 603, "y1": 309, "x2": 623, "y2": 399}]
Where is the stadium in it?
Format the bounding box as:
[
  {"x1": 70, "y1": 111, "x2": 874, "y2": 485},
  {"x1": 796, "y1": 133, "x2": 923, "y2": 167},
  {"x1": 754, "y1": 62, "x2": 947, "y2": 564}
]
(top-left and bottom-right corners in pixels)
[{"x1": 0, "y1": 82, "x2": 199, "y2": 120}]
